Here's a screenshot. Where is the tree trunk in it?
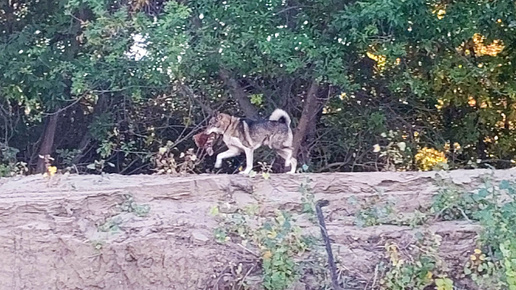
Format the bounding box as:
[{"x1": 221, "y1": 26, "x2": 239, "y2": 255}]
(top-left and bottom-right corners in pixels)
[
  {"x1": 219, "y1": 69, "x2": 258, "y2": 119},
  {"x1": 292, "y1": 81, "x2": 320, "y2": 161},
  {"x1": 36, "y1": 112, "x2": 59, "y2": 173},
  {"x1": 303, "y1": 86, "x2": 331, "y2": 165},
  {"x1": 72, "y1": 94, "x2": 108, "y2": 165}
]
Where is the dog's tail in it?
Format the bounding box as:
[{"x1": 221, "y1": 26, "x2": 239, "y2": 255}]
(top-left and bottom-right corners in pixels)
[{"x1": 269, "y1": 109, "x2": 291, "y2": 126}]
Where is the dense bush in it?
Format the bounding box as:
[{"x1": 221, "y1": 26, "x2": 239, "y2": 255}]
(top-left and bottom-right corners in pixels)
[{"x1": 1, "y1": 0, "x2": 515, "y2": 175}]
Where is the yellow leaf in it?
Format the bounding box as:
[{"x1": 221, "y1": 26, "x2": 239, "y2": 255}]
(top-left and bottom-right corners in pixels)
[
  {"x1": 426, "y1": 271, "x2": 433, "y2": 279},
  {"x1": 262, "y1": 250, "x2": 272, "y2": 260},
  {"x1": 468, "y1": 96, "x2": 477, "y2": 107},
  {"x1": 437, "y1": 9, "x2": 446, "y2": 20},
  {"x1": 48, "y1": 166, "x2": 57, "y2": 176}
]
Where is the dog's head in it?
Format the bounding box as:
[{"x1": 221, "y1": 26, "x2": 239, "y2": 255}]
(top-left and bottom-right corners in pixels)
[{"x1": 206, "y1": 111, "x2": 231, "y2": 134}]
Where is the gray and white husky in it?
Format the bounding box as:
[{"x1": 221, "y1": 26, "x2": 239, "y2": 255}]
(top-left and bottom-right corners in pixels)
[{"x1": 205, "y1": 109, "x2": 297, "y2": 174}]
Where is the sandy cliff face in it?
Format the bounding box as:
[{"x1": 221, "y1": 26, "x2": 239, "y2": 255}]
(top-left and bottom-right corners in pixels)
[{"x1": 0, "y1": 169, "x2": 514, "y2": 289}]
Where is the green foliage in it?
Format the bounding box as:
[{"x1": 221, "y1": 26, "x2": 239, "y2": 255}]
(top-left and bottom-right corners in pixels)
[
  {"x1": 298, "y1": 177, "x2": 316, "y2": 216},
  {"x1": 56, "y1": 148, "x2": 81, "y2": 168},
  {"x1": 0, "y1": 144, "x2": 28, "y2": 177},
  {"x1": 118, "y1": 194, "x2": 150, "y2": 217},
  {"x1": 209, "y1": 176, "x2": 343, "y2": 289},
  {"x1": 212, "y1": 206, "x2": 310, "y2": 290},
  {"x1": 1, "y1": 0, "x2": 516, "y2": 174},
  {"x1": 347, "y1": 174, "x2": 516, "y2": 288},
  {"x1": 97, "y1": 194, "x2": 150, "y2": 233},
  {"x1": 429, "y1": 176, "x2": 516, "y2": 289},
  {"x1": 473, "y1": 180, "x2": 516, "y2": 289},
  {"x1": 374, "y1": 130, "x2": 413, "y2": 171},
  {"x1": 464, "y1": 247, "x2": 505, "y2": 289},
  {"x1": 260, "y1": 212, "x2": 306, "y2": 290},
  {"x1": 430, "y1": 180, "x2": 484, "y2": 221},
  {"x1": 380, "y1": 232, "x2": 452, "y2": 290},
  {"x1": 348, "y1": 192, "x2": 396, "y2": 227}
]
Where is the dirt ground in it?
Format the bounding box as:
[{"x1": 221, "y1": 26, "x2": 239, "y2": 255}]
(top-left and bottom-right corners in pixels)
[{"x1": 1, "y1": 169, "x2": 515, "y2": 289}]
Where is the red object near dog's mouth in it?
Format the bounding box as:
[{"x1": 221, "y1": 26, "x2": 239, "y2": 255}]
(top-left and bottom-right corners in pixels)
[{"x1": 193, "y1": 132, "x2": 217, "y2": 156}]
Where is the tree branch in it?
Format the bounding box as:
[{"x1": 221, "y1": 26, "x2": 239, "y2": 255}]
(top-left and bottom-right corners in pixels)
[
  {"x1": 179, "y1": 83, "x2": 214, "y2": 115},
  {"x1": 219, "y1": 69, "x2": 259, "y2": 118}
]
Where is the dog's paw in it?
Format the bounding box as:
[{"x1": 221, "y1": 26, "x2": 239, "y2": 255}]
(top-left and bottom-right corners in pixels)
[
  {"x1": 240, "y1": 169, "x2": 254, "y2": 175},
  {"x1": 214, "y1": 161, "x2": 222, "y2": 168}
]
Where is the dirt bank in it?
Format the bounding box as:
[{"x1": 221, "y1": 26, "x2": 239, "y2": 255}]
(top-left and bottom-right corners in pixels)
[{"x1": 1, "y1": 169, "x2": 514, "y2": 289}]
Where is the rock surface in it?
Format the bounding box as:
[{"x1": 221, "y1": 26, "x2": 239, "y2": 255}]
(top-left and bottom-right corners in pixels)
[{"x1": 0, "y1": 169, "x2": 514, "y2": 289}]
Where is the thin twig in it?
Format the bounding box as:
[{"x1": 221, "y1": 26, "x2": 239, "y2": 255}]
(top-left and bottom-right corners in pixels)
[
  {"x1": 237, "y1": 243, "x2": 259, "y2": 257},
  {"x1": 42, "y1": 95, "x2": 85, "y2": 116}
]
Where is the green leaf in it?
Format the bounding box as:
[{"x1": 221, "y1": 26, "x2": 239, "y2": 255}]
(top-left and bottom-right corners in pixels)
[
  {"x1": 464, "y1": 267, "x2": 472, "y2": 275},
  {"x1": 209, "y1": 206, "x2": 219, "y2": 216},
  {"x1": 500, "y1": 180, "x2": 511, "y2": 190}
]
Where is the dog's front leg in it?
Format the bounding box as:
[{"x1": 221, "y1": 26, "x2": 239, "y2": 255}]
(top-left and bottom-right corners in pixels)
[
  {"x1": 215, "y1": 148, "x2": 241, "y2": 169},
  {"x1": 240, "y1": 148, "x2": 254, "y2": 175}
]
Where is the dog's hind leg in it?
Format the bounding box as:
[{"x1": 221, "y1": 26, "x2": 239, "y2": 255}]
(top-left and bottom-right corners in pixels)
[
  {"x1": 240, "y1": 148, "x2": 254, "y2": 175},
  {"x1": 276, "y1": 148, "x2": 297, "y2": 174},
  {"x1": 215, "y1": 147, "x2": 241, "y2": 169},
  {"x1": 288, "y1": 157, "x2": 297, "y2": 174}
]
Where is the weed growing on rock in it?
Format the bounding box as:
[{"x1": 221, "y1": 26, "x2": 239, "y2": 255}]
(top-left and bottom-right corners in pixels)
[
  {"x1": 430, "y1": 179, "x2": 485, "y2": 221},
  {"x1": 348, "y1": 192, "x2": 396, "y2": 227},
  {"x1": 118, "y1": 194, "x2": 150, "y2": 217},
  {"x1": 98, "y1": 215, "x2": 124, "y2": 232},
  {"x1": 298, "y1": 177, "x2": 316, "y2": 217},
  {"x1": 97, "y1": 194, "x2": 150, "y2": 233},
  {"x1": 471, "y1": 180, "x2": 516, "y2": 289},
  {"x1": 245, "y1": 162, "x2": 275, "y2": 180},
  {"x1": 361, "y1": 173, "x2": 516, "y2": 289},
  {"x1": 379, "y1": 231, "x2": 453, "y2": 290},
  {"x1": 209, "y1": 176, "x2": 347, "y2": 289},
  {"x1": 430, "y1": 176, "x2": 516, "y2": 289},
  {"x1": 257, "y1": 161, "x2": 272, "y2": 180},
  {"x1": 464, "y1": 247, "x2": 503, "y2": 289},
  {"x1": 212, "y1": 206, "x2": 310, "y2": 290}
]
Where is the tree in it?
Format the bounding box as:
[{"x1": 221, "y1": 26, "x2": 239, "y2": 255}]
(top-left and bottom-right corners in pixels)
[{"x1": 1, "y1": 0, "x2": 515, "y2": 175}]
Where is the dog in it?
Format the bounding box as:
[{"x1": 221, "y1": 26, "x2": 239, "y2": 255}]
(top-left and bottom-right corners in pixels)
[{"x1": 205, "y1": 109, "x2": 297, "y2": 174}]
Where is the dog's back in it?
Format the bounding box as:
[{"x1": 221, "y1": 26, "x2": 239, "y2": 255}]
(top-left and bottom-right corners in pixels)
[{"x1": 240, "y1": 116, "x2": 292, "y2": 150}]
